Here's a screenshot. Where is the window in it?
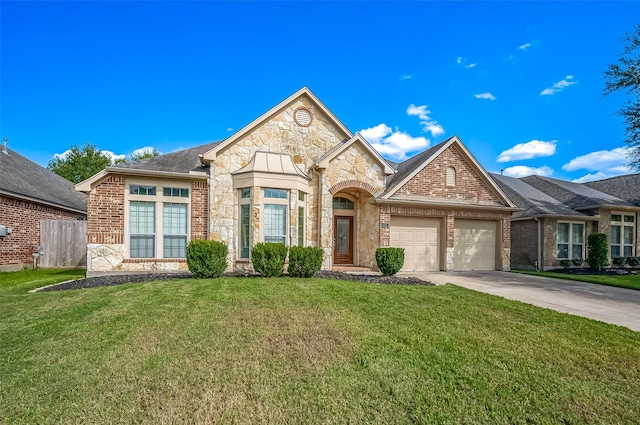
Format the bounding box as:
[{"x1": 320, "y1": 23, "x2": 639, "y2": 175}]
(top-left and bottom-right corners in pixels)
[
  {"x1": 611, "y1": 214, "x2": 635, "y2": 258},
  {"x1": 264, "y1": 204, "x2": 287, "y2": 243},
  {"x1": 446, "y1": 167, "x2": 456, "y2": 186},
  {"x1": 163, "y1": 187, "x2": 189, "y2": 198},
  {"x1": 163, "y1": 203, "x2": 188, "y2": 258},
  {"x1": 332, "y1": 197, "x2": 354, "y2": 210},
  {"x1": 264, "y1": 188, "x2": 287, "y2": 199},
  {"x1": 239, "y1": 188, "x2": 252, "y2": 258},
  {"x1": 127, "y1": 181, "x2": 190, "y2": 259},
  {"x1": 130, "y1": 185, "x2": 156, "y2": 195},
  {"x1": 557, "y1": 222, "x2": 584, "y2": 260},
  {"x1": 130, "y1": 201, "x2": 155, "y2": 258}
]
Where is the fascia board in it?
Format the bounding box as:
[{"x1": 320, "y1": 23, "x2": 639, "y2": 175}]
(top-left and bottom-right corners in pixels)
[{"x1": 75, "y1": 167, "x2": 208, "y2": 192}]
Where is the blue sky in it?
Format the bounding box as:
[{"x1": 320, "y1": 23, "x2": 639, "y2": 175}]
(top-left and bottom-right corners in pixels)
[{"x1": 2, "y1": 1, "x2": 639, "y2": 183}]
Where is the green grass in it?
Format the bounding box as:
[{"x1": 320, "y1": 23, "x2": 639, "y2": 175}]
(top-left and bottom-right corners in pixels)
[
  {"x1": 1, "y1": 271, "x2": 639, "y2": 424},
  {"x1": 514, "y1": 269, "x2": 640, "y2": 291}
]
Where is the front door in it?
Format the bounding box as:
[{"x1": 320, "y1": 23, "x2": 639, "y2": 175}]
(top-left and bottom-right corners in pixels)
[{"x1": 334, "y1": 216, "x2": 353, "y2": 264}]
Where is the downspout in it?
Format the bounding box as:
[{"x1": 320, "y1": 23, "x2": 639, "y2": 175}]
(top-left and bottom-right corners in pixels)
[{"x1": 533, "y1": 217, "x2": 541, "y2": 271}]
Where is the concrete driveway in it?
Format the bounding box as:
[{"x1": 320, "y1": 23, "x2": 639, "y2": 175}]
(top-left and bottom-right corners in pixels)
[{"x1": 399, "y1": 270, "x2": 640, "y2": 332}]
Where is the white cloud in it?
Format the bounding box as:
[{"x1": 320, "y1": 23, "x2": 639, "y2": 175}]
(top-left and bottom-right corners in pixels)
[
  {"x1": 540, "y1": 75, "x2": 577, "y2": 95},
  {"x1": 360, "y1": 124, "x2": 429, "y2": 162},
  {"x1": 518, "y1": 42, "x2": 532, "y2": 50},
  {"x1": 406, "y1": 104, "x2": 445, "y2": 137},
  {"x1": 474, "y1": 92, "x2": 496, "y2": 100},
  {"x1": 502, "y1": 165, "x2": 554, "y2": 178},
  {"x1": 563, "y1": 147, "x2": 633, "y2": 182},
  {"x1": 399, "y1": 73, "x2": 414, "y2": 80},
  {"x1": 497, "y1": 140, "x2": 557, "y2": 162},
  {"x1": 130, "y1": 146, "x2": 158, "y2": 158},
  {"x1": 456, "y1": 56, "x2": 477, "y2": 68},
  {"x1": 226, "y1": 127, "x2": 234, "y2": 132}
]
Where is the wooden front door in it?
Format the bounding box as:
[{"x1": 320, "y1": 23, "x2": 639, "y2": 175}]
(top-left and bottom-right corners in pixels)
[{"x1": 334, "y1": 216, "x2": 353, "y2": 264}]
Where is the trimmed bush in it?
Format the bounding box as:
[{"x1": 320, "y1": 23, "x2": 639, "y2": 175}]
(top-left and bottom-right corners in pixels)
[
  {"x1": 186, "y1": 240, "x2": 228, "y2": 278},
  {"x1": 560, "y1": 259, "x2": 571, "y2": 270},
  {"x1": 626, "y1": 256, "x2": 640, "y2": 267},
  {"x1": 251, "y1": 242, "x2": 288, "y2": 277},
  {"x1": 288, "y1": 246, "x2": 324, "y2": 278},
  {"x1": 587, "y1": 233, "x2": 609, "y2": 271},
  {"x1": 375, "y1": 247, "x2": 405, "y2": 276},
  {"x1": 571, "y1": 258, "x2": 584, "y2": 268},
  {"x1": 612, "y1": 257, "x2": 626, "y2": 268}
]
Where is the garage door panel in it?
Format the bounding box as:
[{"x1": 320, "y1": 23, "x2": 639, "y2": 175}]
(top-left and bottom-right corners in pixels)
[
  {"x1": 390, "y1": 216, "x2": 440, "y2": 272},
  {"x1": 453, "y1": 220, "x2": 496, "y2": 271}
]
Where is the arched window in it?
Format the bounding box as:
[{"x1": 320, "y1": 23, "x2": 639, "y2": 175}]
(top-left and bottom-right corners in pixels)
[
  {"x1": 446, "y1": 167, "x2": 456, "y2": 186},
  {"x1": 332, "y1": 196, "x2": 355, "y2": 210}
]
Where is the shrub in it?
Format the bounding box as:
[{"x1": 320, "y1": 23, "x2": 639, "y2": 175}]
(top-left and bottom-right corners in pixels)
[
  {"x1": 626, "y1": 256, "x2": 640, "y2": 267},
  {"x1": 288, "y1": 246, "x2": 324, "y2": 278},
  {"x1": 375, "y1": 247, "x2": 405, "y2": 276},
  {"x1": 186, "y1": 240, "x2": 228, "y2": 278},
  {"x1": 251, "y1": 242, "x2": 288, "y2": 277},
  {"x1": 587, "y1": 233, "x2": 609, "y2": 271},
  {"x1": 571, "y1": 258, "x2": 584, "y2": 268},
  {"x1": 560, "y1": 259, "x2": 571, "y2": 270},
  {"x1": 612, "y1": 257, "x2": 626, "y2": 268}
]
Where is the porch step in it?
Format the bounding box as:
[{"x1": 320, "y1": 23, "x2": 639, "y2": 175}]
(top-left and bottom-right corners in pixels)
[{"x1": 332, "y1": 265, "x2": 374, "y2": 273}]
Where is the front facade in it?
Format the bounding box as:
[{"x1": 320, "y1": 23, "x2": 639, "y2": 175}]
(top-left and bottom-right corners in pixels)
[
  {"x1": 493, "y1": 173, "x2": 640, "y2": 270},
  {"x1": 77, "y1": 87, "x2": 516, "y2": 276}
]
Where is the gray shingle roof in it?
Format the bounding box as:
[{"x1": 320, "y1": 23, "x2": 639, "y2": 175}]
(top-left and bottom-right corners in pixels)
[
  {"x1": 0, "y1": 147, "x2": 87, "y2": 213},
  {"x1": 112, "y1": 141, "x2": 221, "y2": 174},
  {"x1": 521, "y1": 175, "x2": 634, "y2": 210},
  {"x1": 490, "y1": 173, "x2": 586, "y2": 218},
  {"x1": 584, "y1": 174, "x2": 640, "y2": 206}
]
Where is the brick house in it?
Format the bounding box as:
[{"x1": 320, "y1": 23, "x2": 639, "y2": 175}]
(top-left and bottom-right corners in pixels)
[
  {"x1": 76, "y1": 87, "x2": 516, "y2": 276},
  {"x1": 0, "y1": 146, "x2": 87, "y2": 271},
  {"x1": 492, "y1": 173, "x2": 640, "y2": 270}
]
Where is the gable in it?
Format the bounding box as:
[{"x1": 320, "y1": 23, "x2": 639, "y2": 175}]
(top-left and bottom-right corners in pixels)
[{"x1": 324, "y1": 141, "x2": 388, "y2": 193}]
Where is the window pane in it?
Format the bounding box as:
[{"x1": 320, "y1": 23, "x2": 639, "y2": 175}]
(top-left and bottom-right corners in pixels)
[
  {"x1": 624, "y1": 226, "x2": 634, "y2": 245},
  {"x1": 298, "y1": 191, "x2": 305, "y2": 201},
  {"x1": 611, "y1": 246, "x2": 621, "y2": 258},
  {"x1": 557, "y1": 244, "x2": 569, "y2": 259},
  {"x1": 131, "y1": 236, "x2": 155, "y2": 258},
  {"x1": 241, "y1": 188, "x2": 251, "y2": 199},
  {"x1": 571, "y1": 244, "x2": 583, "y2": 259},
  {"x1": 130, "y1": 201, "x2": 155, "y2": 235},
  {"x1": 624, "y1": 215, "x2": 635, "y2": 223},
  {"x1": 332, "y1": 197, "x2": 354, "y2": 210},
  {"x1": 572, "y1": 223, "x2": 584, "y2": 244},
  {"x1": 240, "y1": 204, "x2": 250, "y2": 258},
  {"x1": 264, "y1": 188, "x2": 287, "y2": 199},
  {"x1": 298, "y1": 206, "x2": 304, "y2": 246},
  {"x1": 611, "y1": 225, "x2": 621, "y2": 244},
  {"x1": 624, "y1": 246, "x2": 633, "y2": 257},
  {"x1": 611, "y1": 214, "x2": 622, "y2": 222},
  {"x1": 264, "y1": 204, "x2": 287, "y2": 244},
  {"x1": 164, "y1": 235, "x2": 186, "y2": 258},
  {"x1": 163, "y1": 203, "x2": 187, "y2": 235},
  {"x1": 557, "y1": 223, "x2": 569, "y2": 244}
]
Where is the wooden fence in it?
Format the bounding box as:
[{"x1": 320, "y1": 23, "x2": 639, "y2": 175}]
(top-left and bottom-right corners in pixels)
[{"x1": 40, "y1": 220, "x2": 87, "y2": 268}]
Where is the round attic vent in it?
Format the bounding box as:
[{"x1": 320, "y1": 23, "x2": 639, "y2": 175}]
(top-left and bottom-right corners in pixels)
[{"x1": 294, "y1": 107, "x2": 313, "y2": 127}]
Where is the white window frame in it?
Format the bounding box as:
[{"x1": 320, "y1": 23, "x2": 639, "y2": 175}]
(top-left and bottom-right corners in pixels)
[
  {"x1": 297, "y1": 191, "x2": 306, "y2": 247},
  {"x1": 238, "y1": 188, "x2": 252, "y2": 259},
  {"x1": 262, "y1": 188, "x2": 289, "y2": 245},
  {"x1": 446, "y1": 166, "x2": 456, "y2": 187},
  {"x1": 610, "y1": 213, "x2": 635, "y2": 258},
  {"x1": 125, "y1": 179, "x2": 191, "y2": 259},
  {"x1": 556, "y1": 221, "x2": 585, "y2": 260}
]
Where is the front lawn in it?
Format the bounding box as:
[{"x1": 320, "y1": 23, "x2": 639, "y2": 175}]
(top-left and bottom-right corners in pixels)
[
  {"x1": 1, "y1": 271, "x2": 639, "y2": 424},
  {"x1": 514, "y1": 269, "x2": 640, "y2": 291}
]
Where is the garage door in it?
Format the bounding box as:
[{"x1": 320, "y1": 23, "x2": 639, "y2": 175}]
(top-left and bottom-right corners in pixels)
[
  {"x1": 390, "y1": 216, "x2": 440, "y2": 271},
  {"x1": 453, "y1": 220, "x2": 496, "y2": 271}
]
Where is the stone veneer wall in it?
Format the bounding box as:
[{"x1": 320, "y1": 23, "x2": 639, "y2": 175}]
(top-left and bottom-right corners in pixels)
[
  {"x1": 396, "y1": 145, "x2": 500, "y2": 203},
  {"x1": 0, "y1": 195, "x2": 83, "y2": 270},
  {"x1": 210, "y1": 95, "x2": 386, "y2": 270},
  {"x1": 379, "y1": 205, "x2": 511, "y2": 271}
]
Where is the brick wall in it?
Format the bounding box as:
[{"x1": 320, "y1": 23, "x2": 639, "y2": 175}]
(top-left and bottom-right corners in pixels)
[
  {"x1": 87, "y1": 175, "x2": 125, "y2": 244},
  {"x1": 191, "y1": 181, "x2": 208, "y2": 240},
  {"x1": 510, "y1": 219, "x2": 539, "y2": 269},
  {"x1": 0, "y1": 195, "x2": 82, "y2": 269},
  {"x1": 395, "y1": 145, "x2": 500, "y2": 202}
]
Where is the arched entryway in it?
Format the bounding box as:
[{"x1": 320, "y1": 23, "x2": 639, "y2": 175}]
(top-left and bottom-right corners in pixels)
[{"x1": 332, "y1": 196, "x2": 355, "y2": 265}]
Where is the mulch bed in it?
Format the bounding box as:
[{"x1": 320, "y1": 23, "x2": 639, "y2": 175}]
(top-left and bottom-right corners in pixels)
[
  {"x1": 548, "y1": 268, "x2": 639, "y2": 276},
  {"x1": 38, "y1": 270, "x2": 433, "y2": 292}
]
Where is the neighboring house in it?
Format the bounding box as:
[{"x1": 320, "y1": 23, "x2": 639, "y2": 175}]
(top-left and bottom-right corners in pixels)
[
  {"x1": 0, "y1": 145, "x2": 88, "y2": 271},
  {"x1": 492, "y1": 173, "x2": 640, "y2": 270},
  {"x1": 76, "y1": 87, "x2": 516, "y2": 276}
]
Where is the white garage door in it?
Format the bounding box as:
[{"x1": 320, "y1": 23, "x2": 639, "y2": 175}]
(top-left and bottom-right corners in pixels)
[
  {"x1": 390, "y1": 216, "x2": 440, "y2": 271},
  {"x1": 453, "y1": 220, "x2": 496, "y2": 271}
]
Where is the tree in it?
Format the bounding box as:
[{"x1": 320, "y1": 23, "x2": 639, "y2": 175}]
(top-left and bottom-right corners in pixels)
[
  {"x1": 604, "y1": 24, "x2": 640, "y2": 171},
  {"x1": 129, "y1": 147, "x2": 160, "y2": 162},
  {"x1": 48, "y1": 142, "x2": 112, "y2": 184}
]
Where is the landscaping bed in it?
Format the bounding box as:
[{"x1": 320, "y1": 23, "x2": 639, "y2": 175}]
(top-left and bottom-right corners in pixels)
[{"x1": 38, "y1": 270, "x2": 432, "y2": 291}]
